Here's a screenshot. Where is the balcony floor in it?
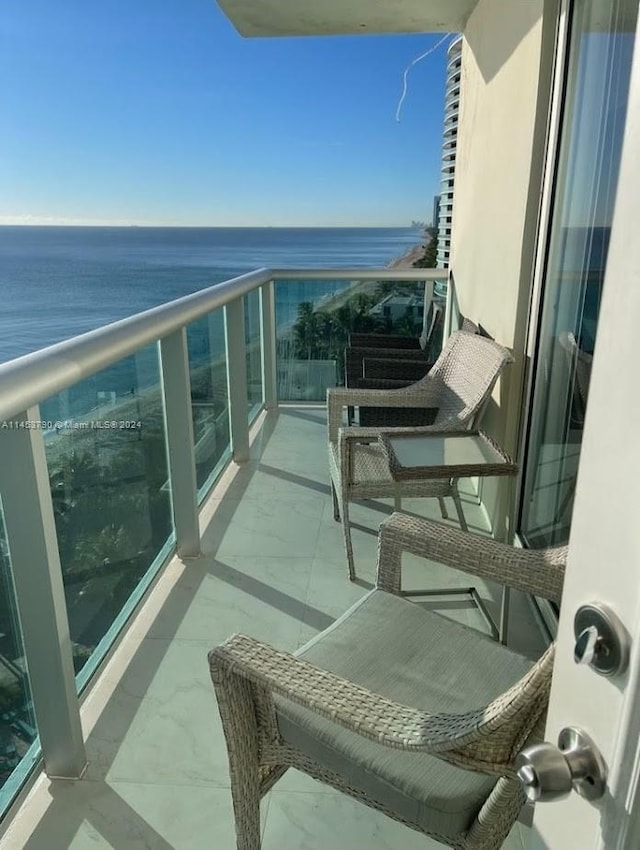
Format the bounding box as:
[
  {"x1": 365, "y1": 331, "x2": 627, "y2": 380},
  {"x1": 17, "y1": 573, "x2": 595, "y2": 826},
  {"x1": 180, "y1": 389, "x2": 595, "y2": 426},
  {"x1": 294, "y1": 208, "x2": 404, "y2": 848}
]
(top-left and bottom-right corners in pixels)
[{"x1": 0, "y1": 407, "x2": 544, "y2": 849}]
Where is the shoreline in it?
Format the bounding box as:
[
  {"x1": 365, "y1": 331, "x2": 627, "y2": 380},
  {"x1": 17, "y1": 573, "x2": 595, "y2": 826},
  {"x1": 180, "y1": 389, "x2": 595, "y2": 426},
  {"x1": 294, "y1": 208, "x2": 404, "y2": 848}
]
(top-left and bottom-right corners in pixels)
[
  {"x1": 295, "y1": 240, "x2": 426, "y2": 318},
  {"x1": 388, "y1": 241, "x2": 426, "y2": 269}
]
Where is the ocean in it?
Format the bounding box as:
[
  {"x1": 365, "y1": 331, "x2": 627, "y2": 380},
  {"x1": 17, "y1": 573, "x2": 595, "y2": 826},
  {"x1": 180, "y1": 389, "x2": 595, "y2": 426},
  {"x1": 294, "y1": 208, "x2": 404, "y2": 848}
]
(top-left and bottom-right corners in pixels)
[{"x1": 0, "y1": 226, "x2": 421, "y2": 364}]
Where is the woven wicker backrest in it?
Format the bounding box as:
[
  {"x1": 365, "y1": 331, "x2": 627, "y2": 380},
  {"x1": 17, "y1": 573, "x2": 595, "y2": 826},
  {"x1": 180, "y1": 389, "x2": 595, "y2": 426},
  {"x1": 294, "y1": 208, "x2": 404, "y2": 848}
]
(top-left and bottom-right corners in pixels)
[{"x1": 422, "y1": 331, "x2": 514, "y2": 429}]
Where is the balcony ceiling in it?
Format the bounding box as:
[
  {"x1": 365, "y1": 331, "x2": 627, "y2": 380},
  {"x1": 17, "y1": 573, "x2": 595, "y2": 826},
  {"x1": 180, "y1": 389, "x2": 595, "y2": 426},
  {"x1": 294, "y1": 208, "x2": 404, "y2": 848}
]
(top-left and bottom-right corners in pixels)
[{"x1": 216, "y1": 0, "x2": 479, "y2": 37}]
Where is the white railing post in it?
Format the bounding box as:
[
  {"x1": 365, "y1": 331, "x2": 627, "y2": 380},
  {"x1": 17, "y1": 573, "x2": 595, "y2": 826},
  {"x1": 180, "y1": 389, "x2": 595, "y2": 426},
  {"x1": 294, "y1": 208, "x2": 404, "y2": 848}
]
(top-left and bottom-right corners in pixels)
[
  {"x1": 423, "y1": 279, "x2": 435, "y2": 317},
  {"x1": 260, "y1": 281, "x2": 278, "y2": 409},
  {"x1": 159, "y1": 331, "x2": 200, "y2": 558},
  {"x1": 224, "y1": 299, "x2": 250, "y2": 462},
  {"x1": 0, "y1": 408, "x2": 86, "y2": 778}
]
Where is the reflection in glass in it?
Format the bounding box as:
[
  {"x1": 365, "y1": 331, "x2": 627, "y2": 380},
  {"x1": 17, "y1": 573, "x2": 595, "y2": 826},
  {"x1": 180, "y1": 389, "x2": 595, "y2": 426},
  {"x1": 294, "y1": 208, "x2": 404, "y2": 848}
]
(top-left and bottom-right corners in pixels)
[
  {"x1": 42, "y1": 345, "x2": 173, "y2": 677},
  {"x1": 275, "y1": 278, "x2": 443, "y2": 402},
  {"x1": 521, "y1": 0, "x2": 637, "y2": 546},
  {"x1": 187, "y1": 310, "x2": 231, "y2": 495},
  {"x1": 245, "y1": 290, "x2": 263, "y2": 418},
  {"x1": 0, "y1": 502, "x2": 37, "y2": 800}
]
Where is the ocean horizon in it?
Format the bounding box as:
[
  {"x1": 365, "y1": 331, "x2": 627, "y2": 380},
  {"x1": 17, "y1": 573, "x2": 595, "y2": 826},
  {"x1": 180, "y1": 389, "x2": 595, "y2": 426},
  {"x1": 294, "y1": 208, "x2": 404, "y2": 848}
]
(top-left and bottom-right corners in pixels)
[{"x1": 0, "y1": 225, "x2": 422, "y2": 365}]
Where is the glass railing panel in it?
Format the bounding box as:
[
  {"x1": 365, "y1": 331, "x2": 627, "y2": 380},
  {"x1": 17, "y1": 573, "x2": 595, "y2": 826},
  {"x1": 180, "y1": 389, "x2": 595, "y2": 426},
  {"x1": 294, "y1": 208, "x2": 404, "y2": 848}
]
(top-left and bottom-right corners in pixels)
[
  {"x1": 0, "y1": 500, "x2": 39, "y2": 808},
  {"x1": 187, "y1": 309, "x2": 231, "y2": 498},
  {"x1": 41, "y1": 342, "x2": 173, "y2": 682},
  {"x1": 274, "y1": 277, "x2": 447, "y2": 402},
  {"x1": 245, "y1": 289, "x2": 263, "y2": 420}
]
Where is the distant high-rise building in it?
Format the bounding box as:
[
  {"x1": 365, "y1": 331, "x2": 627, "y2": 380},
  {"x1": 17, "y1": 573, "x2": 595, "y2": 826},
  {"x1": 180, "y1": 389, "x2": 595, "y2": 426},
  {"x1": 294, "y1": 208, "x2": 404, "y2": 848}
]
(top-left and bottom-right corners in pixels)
[{"x1": 437, "y1": 35, "x2": 462, "y2": 268}]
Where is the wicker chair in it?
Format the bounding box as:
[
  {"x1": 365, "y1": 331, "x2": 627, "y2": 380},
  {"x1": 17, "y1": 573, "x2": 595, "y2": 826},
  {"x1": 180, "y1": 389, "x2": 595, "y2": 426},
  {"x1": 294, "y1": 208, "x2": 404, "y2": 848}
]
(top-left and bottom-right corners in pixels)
[
  {"x1": 328, "y1": 330, "x2": 514, "y2": 579},
  {"x1": 210, "y1": 515, "x2": 566, "y2": 850}
]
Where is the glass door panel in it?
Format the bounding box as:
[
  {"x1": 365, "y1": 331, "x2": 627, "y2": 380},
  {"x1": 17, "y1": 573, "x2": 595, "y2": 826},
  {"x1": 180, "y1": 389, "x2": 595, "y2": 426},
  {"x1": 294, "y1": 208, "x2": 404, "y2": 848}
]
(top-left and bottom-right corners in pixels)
[{"x1": 521, "y1": 0, "x2": 638, "y2": 546}]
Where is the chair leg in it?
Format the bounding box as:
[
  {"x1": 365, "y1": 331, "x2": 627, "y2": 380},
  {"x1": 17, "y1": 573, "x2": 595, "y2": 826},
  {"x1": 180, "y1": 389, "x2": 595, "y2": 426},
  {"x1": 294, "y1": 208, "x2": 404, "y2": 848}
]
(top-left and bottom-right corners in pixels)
[
  {"x1": 452, "y1": 484, "x2": 468, "y2": 532},
  {"x1": 437, "y1": 497, "x2": 449, "y2": 520},
  {"x1": 231, "y1": 784, "x2": 262, "y2": 850},
  {"x1": 331, "y1": 482, "x2": 340, "y2": 521},
  {"x1": 210, "y1": 667, "x2": 262, "y2": 850},
  {"x1": 341, "y1": 498, "x2": 357, "y2": 581}
]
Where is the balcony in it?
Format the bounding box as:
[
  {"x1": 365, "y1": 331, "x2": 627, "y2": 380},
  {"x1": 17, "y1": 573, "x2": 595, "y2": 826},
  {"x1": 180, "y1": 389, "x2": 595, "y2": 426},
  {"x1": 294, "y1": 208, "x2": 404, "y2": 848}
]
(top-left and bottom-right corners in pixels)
[{"x1": 0, "y1": 269, "x2": 543, "y2": 848}]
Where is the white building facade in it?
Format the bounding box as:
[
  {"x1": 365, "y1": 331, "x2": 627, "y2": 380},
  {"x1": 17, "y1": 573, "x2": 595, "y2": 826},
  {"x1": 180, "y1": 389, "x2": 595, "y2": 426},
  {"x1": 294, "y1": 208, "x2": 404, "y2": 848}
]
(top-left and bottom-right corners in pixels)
[{"x1": 436, "y1": 35, "x2": 463, "y2": 268}]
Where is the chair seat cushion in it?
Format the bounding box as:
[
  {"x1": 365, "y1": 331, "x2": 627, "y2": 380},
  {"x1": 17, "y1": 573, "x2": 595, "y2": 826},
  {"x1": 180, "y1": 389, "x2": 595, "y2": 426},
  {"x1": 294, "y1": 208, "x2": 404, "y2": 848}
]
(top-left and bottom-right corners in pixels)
[
  {"x1": 329, "y1": 441, "x2": 453, "y2": 498},
  {"x1": 275, "y1": 590, "x2": 532, "y2": 839}
]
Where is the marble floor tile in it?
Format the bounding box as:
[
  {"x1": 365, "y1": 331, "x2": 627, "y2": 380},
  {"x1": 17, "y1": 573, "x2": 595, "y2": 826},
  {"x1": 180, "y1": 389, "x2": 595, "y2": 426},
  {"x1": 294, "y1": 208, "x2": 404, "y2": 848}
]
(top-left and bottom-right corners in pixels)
[
  {"x1": 314, "y1": 499, "x2": 387, "y2": 575},
  {"x1": 317, "y1": 493, "x2": 490, "y2": 577},
  {"x1": 83, "y1": 638, "x2": 230, "y2": 787},
  {"x1": 2, "y1": 406, "x2": 549, "y2": 850},
  {"x1": 1, "y1": 780, "x2": 268, "y2": 850},
  {"x1": 305, "y1": 555, "x2": 370, "y2": 621},
  {"x1": 132, "y1": 555, "x2": 314, "y2": 646},
  {"x1": 272, "y1": 768, "x2": 342, "y2": 796},
  {"x1": 312, "y1": 500, "x2": 501, "y2": 635},
  {"x1": 201, "y1": 493, "x2": 325, "y2": 559},
  {"x1": 222, "y1": 459, "x2": 332, "y2": 502},
  {"x1": 262, "y1": 790, "x2": 442, "y2": 850},
  {"x1": 249, "y1": 421, "x2": 331, "y2": 467}
]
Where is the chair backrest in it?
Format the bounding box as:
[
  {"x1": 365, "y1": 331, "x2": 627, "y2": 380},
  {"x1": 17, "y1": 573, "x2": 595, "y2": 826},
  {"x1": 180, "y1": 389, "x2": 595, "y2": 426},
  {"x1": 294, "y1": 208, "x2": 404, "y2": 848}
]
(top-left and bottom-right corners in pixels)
[{"x1": 421, "y1": 331, "x2": 514, "y2": 429}]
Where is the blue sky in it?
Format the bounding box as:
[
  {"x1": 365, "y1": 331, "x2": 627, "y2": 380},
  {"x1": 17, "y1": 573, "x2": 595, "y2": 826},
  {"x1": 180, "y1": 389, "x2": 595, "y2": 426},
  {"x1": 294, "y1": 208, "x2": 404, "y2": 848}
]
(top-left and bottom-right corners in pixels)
[{"x1": 0, "y1": 1, "x2": 451, "y2": 227}]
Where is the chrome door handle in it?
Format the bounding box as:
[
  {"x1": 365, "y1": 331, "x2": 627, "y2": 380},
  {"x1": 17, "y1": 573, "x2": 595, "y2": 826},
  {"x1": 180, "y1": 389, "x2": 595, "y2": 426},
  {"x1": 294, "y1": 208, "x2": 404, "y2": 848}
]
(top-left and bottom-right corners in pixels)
[{"x1": 516, "y1": 727, "x2": 607, "y2": 803}]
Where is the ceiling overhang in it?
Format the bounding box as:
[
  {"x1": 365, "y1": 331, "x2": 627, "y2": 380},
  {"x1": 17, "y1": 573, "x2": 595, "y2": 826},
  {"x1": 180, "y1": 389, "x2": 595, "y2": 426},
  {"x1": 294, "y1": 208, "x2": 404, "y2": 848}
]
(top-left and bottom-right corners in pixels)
[{"x1": 215, "y1": 0, "x2": 479, "y2": 38}]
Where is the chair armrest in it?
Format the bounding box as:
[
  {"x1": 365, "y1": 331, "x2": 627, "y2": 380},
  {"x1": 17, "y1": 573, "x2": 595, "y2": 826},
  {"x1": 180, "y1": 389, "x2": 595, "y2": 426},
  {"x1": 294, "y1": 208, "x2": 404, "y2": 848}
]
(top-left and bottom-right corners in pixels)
[
  {"x1": 335, "y1": 425, "x2": 444, "y2": 480},
  {"x1": 336, "y1": 423, "x2": 449, "y2": 448},
  {"x1": 338, "y1": 425, "x2": 387, "y2": 443},
  {"x1": 209, "y1": 632, "x2": 548, "y2": 773},
  {"x1": 376, "y1": 513, "x2": 566, "y2": 604}
]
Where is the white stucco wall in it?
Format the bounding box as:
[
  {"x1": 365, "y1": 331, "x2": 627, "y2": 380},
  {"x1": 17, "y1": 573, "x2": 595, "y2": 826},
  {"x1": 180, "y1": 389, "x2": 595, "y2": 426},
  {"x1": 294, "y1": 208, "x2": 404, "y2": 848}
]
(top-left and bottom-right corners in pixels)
[
  {"x1": 451, "y1": 0, "x2": 558, "y2": 535},
  {"x1": 452, "y1": 0, "x2": 544, "y2": 346}
]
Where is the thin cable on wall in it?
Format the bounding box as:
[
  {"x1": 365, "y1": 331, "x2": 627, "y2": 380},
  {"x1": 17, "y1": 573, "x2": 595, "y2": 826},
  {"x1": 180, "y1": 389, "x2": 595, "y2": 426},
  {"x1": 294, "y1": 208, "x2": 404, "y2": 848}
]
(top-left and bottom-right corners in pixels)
[{"x1": 395, "y1": 33, "x2": 453, "y2": 122}]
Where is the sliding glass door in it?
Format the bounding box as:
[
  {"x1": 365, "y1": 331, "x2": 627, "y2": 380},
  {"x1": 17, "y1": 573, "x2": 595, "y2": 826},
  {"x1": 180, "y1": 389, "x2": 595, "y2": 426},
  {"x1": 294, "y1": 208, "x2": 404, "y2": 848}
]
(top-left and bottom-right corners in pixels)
[{"x1": 520, "y1": 0, "x2": 638, "y2": 546}]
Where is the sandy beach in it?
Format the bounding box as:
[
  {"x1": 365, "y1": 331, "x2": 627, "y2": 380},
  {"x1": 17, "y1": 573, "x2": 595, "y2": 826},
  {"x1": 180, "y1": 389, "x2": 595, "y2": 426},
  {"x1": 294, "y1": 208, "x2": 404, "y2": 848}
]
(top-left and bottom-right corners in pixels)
[
  {"x1": 388, "y1": 241, "x2": 427, "y2": 269},
  {"x1": 295, "y1": 239, "x2": 427, "y2": 317}
]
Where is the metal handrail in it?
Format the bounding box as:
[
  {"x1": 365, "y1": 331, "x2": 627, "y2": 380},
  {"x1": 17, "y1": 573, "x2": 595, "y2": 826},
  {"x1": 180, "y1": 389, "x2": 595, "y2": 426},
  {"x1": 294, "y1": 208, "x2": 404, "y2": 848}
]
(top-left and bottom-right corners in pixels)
[{"x1": 0, "y1": 266, "x2": 445, "y2": 422}]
